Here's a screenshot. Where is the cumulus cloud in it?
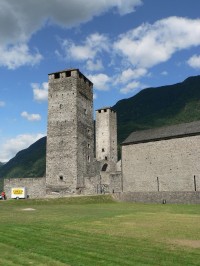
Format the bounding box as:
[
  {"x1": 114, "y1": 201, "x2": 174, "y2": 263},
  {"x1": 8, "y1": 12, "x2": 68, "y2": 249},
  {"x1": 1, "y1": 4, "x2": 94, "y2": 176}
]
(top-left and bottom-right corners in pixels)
[
  {"x1": 62, "y1": 33, "x2": 109, "y2": 62},
  {"x1": 0, "y1": 101, "x2": 5, "y2": 107},
  {"x1": 0, "y1": 133, "x2": 45, "y2": 162},
  {"x1": 114, "y1": 17, "x2": 200, "y2": 69},
  {"x1": 187, "y1": 55, "x2": 200, "y2": 69},
  {"x1": 0, "y1": 44, "x2": 42, "y2": 69},
  {"x1": 21, "y1": 111, "x2": 41, "y2": 121},
  {"x1": 120, "y1": 81, "x2": 146, "y2": 94},
  {"x1": 116, "y1": 68, "x2": 147, "y2": 84},
  {"x1": 32, "y1": 82, "x2": 48, "y2": 102},
  {"x1": 86, "y1": 59, "x2": 104, "y2": 71},
  {"x1": 88, "y1": 73, "x2": 112, "y2": 91},
  {"x1": 0, "y1": 0, "x2": 142, "y2": 69}
]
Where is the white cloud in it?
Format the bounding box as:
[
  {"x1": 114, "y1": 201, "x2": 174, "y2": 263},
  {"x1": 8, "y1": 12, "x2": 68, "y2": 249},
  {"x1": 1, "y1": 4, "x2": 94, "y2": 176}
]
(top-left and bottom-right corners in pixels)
[
  {"x1": 114, "y1": 17, "x2": 200, "y2": 69},
  {"x1": 0, "y1": 0, "x2": 141, "y2": 69},
  {"x1": 0, "y1": 0, "x2": 142, "y2": 45},
  {"x1": 62, "y1": 33, "x2": 109, "y2": 62},
  {"x1": 86, "y1": 59, "x2": 104, "y2": 71},
  {"x1": 0, "y1": 101, "x2": 5, "y2": 107},
  {"x1": 116, "y1": 68, "x2": 147, "y2": 84},
  {"x1": 0, "y1": 133, "x2": 45, "y2": 162},
  {"x1": 0, "y1": 43, "x2": 42, "y2": 69},
  {"x1": 88, "y1": 73, "x2": 112, "y2": 91},
  {"x1": 32, "y1": 82, "x2": 48, "y2": 102},
  {"x1": 120, "y1": 81, "x2": 146, "y2": 94},
  {"x1": 21, "y1": 111, "x2": 41, "y2": 121},
  {"x1": 187, "y1": 54, "x2": 200, "y2": 69}
]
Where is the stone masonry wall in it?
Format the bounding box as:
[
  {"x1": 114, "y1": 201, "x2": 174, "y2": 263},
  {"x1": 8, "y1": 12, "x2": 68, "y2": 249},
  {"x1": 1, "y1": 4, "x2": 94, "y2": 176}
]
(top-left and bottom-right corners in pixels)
[
  {"x1": 4, "y1": 177, "x2": 46, "y2": 199},
  {"x1": 46, "y1": 69, "x2": 94, "y2": 194},
  {"x1": 113, "y1": 191, "x2": 200, "y2": 204},
  {"x1": 122, "y1": 135, "x2": 200, "y2": 192},
  {"x1": 95, "y1": 108, "x2": 117, "y2": 166},
  {"x1": 46, "y1": 70, "x2": 78, "y2": 192},
  {"x1": 110, "y1": 172, "x2": 122, "y2": 193}
]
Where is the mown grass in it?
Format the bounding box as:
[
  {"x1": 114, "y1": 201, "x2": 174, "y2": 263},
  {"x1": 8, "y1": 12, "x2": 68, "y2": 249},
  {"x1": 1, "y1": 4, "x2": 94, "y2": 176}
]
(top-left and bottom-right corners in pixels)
[{"x1": 0, "y1": 195, "x2": 200, "y2": 266}]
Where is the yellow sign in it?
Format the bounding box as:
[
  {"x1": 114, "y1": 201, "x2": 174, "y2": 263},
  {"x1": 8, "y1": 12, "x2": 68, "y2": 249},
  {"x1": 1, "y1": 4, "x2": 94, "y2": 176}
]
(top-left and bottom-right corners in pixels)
[{"x1": 12, "y1": 189, "x2": 23, "y2": 195}]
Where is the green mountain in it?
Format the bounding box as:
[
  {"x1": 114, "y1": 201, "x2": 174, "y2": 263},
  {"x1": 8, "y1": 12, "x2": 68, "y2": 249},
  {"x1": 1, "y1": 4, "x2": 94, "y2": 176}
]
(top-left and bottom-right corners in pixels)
[
  {"x1": 113, "y1": 75, "x2": 200, "y2": 143},
  {"x1": 0, "y1": 137, "x2": 46, "y2": 179},
  {"x1": 0, "y1": 75, "x2": 200, "y2": 180}
]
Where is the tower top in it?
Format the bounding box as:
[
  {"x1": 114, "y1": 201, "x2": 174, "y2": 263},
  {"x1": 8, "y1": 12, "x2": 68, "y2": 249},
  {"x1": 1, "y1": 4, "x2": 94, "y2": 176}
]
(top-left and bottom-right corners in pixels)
[
  {"x1": 48, "y1": 68, "x2": 93, "y2": 86},
  {"x1": 96, "y1": 107, "x2": 116, "y2": 113}
]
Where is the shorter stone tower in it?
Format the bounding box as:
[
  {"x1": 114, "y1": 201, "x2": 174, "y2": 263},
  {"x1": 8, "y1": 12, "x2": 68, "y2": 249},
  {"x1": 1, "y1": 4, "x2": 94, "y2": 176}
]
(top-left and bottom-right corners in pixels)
[
  {"x1": 95, "y1": 107, "x2": 117, "y2": 167},
  {"x1": 46, "y1": 69, "x2": 94, "y2": 194}
]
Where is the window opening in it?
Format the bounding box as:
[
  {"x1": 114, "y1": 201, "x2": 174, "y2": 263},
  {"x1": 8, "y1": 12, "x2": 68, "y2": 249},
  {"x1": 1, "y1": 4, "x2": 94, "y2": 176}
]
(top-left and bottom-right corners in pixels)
[
  {"x1": 54, "y1": 73, "x2": 60, "y2": 79},
  {"x1": 102, "y1": 163, "x2": 108, "y2": 171},
  {"x1": 65, "y1": 71, "x2": 71, "y2": 77}
]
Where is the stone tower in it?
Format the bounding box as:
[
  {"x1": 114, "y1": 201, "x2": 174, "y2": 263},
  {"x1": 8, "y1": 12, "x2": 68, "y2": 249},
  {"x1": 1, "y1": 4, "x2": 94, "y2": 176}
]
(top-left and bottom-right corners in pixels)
[
  {"x1": 46, "y1": 69, "x2": 94, "y2": 194},
  {"x1": 95, "y1": 107, "x2": 117, "y2": 166}
]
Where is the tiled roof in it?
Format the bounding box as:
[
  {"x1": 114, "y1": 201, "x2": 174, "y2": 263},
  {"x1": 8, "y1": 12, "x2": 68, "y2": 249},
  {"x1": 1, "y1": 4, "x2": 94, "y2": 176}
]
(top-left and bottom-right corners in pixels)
[{"x1": 122, "y1": 120, "x2": 200, "y2": 145}]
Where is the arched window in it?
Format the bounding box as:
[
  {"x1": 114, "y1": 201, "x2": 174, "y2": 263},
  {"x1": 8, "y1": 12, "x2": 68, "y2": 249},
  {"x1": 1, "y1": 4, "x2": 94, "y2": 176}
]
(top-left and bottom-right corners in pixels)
[{"x1": 101, "y1": 163, "x2": 108, "y2": 172}]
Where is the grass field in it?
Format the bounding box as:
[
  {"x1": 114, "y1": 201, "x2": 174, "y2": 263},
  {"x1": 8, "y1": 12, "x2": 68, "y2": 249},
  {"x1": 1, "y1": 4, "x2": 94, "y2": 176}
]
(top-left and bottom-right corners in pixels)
[{"x1": 0, "y1": 195, "x2": 200, "y2": 266}]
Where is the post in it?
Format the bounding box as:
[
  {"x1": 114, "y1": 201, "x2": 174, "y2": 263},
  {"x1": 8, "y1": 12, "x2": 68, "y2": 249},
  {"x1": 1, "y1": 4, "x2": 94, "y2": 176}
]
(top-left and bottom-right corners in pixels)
[
  {"x1": 194, "y1": 175, "x2": 197, "y2": 192},
  {"x1": 157, "y1": 177, "x2": 160, "y2": 192}
]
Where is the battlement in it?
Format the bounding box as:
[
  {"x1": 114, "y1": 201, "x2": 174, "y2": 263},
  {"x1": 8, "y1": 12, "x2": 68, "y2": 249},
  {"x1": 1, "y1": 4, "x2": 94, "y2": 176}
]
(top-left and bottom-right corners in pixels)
[
  {"x1": 48, "y1": 68, "x2": 93, "y2": 87},
  {"x1": 96, "y1": 107, "x2": 116, "y2": 113}
]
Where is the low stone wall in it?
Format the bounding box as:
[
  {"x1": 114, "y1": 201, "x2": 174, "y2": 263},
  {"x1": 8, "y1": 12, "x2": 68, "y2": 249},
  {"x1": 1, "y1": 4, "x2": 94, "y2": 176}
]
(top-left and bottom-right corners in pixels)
[
  {"x1": 110, "y1": 172, "x2": 122, "y2": 193},
  {"x1": 113, "y1": 191, "x2": 200, "y2": 204},
  {"x1": 4, "y1": 177, "x2": 46, "y2": 199}
]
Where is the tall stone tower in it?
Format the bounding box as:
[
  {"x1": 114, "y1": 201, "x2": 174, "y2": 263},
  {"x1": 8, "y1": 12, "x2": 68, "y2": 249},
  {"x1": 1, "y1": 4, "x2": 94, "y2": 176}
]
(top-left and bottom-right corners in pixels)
[
  {"x1": 95, "y1": 107, "x2": 117, "y2": 166},
  {"x1": 46, "y1": 69, "x2": 94, "y2": 194}
]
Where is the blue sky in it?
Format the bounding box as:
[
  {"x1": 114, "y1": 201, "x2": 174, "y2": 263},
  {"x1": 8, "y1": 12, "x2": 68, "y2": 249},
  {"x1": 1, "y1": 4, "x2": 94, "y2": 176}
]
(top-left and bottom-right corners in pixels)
[{"x1": 0, "y1": 0, "x2": 200, "y2": 162}]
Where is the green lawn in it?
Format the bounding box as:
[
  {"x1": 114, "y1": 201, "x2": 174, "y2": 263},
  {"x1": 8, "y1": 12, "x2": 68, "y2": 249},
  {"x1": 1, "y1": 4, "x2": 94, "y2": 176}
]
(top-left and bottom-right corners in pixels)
[{"x1": 0, "y1": 195, "x2": 199, "y2": 266}]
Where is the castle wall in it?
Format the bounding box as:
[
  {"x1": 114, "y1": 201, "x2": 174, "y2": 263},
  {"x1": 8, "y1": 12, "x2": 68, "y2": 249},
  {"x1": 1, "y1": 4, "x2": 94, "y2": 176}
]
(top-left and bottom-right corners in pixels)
[
  {"x1": 46, "y1": 69, "x2": 94, "y2": 194},
  {"x1": 77, "y1": 73, "x2": 95, "y2": 187},
  {"x1": 122, "y1": 135, "x2": 200, "y2": 192},
  {"x1": 4, "y1": 177, "x2": 46, "y2": 199},
  {"x1": 95, "y1": 108, "x2": 117, "y2": 166},
  {"x1": 113, "y1": 191, "x2": 200, "y2": 204},
  {"x1": 110, "y1": 172, "x2": 122, "y2": 193}
]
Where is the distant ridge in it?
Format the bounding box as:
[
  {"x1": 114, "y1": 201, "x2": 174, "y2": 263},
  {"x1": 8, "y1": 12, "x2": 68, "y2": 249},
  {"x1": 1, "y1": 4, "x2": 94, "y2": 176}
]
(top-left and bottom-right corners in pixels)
[
  {"x1": 0, "y1": 137, "x2": 46, "y2": 179},
  {"x1": 113, "y1": 75, "x2": 200, "y2": 143},
  {"x1": 1, "y1": 75, "x2": 200, "y2": 180}
]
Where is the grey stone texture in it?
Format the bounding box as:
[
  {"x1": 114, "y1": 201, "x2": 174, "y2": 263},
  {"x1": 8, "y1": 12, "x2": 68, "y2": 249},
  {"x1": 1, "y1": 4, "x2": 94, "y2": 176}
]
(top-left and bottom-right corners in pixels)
[
  {"x1": 122, "y1": 135, "x2": 200, "y2": 193},
  {"x1": 46, "y1": 69, "x2": 95, "y2": 194},
  {"x1": 95, "y1": 107, "x2": 117, "y2": 166},
  {"x1": 113, "y1": 191, "x2": 200, "y2": 204},
  {"x1": 4, "y1": 177, "x2": 46, "y2": 199}
]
